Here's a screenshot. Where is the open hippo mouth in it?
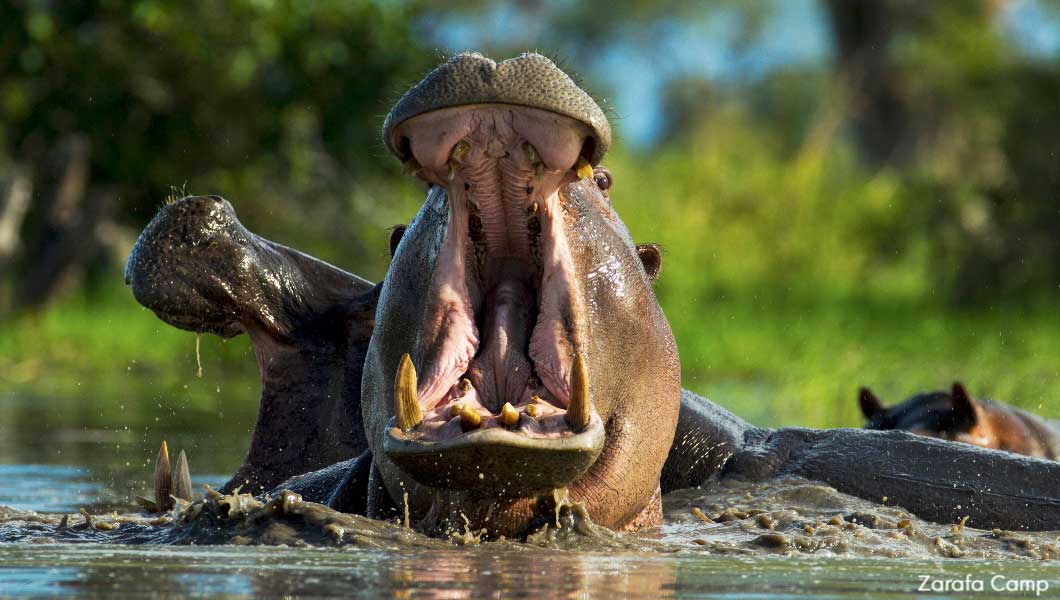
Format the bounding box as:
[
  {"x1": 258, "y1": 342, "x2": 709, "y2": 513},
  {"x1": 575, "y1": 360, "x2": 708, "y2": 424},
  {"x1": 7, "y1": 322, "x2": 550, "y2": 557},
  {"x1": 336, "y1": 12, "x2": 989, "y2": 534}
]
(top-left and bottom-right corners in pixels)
[{"x1": 381, "y1": 103, "x2": 607, "y2": 494}]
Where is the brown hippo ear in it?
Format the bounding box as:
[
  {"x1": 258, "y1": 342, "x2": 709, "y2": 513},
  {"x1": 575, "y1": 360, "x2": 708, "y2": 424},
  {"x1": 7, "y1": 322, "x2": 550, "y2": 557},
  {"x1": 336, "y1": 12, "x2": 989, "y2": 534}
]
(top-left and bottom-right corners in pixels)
[
  {"x1": 389, "y1": 224, "x2": 407, "y2": 258},
  {"x1": 858, "y1": 387, "x2": 885, "y2": 419},
  {"x1": 951, "y1": 382, "x2": 980, "y2": 426},
  {"x1": 636, "y1": 243, "x2": 662, "y2": 282}
]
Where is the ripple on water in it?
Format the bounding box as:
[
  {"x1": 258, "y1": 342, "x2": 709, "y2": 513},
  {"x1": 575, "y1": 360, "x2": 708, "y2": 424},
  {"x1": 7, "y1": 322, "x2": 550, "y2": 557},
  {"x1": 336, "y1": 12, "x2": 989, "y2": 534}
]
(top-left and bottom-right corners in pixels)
[
  {"x1": 1, "y1": 476, "x2": 1058, "y2": 561},
  {"x1": 1, "y1": 477, "x2": 1060, "y2": 597},
  {"x1": 0, "y1": 465, "x2": 101, "y2": 513}
]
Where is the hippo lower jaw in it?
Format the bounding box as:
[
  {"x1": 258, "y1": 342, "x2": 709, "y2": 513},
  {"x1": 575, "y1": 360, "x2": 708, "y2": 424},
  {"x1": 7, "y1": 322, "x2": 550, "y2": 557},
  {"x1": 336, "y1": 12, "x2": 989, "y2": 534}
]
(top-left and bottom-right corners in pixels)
[
  {"x1": 385, "y1": 418, "x2": 605, "y2": 494},
  {"x1": 380, "y1": 103, "x2": 607, "y2": 492}
]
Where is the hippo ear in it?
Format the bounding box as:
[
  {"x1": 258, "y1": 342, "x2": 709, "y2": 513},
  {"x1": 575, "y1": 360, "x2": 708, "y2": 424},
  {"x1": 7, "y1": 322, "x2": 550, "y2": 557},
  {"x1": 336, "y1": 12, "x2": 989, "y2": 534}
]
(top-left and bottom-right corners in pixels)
[
  {"x1": 389, "y1": 224, "x2": 407, "y2": 258},
  {"x1": 951, "y1": 382, "x2": 980, "y2": 426},
  {"x1": 858, "y1": 387, "x2": 885, "y2": 419},
  {"x1": 636, "y1": 243, "x2": 662, "y2": 282}
]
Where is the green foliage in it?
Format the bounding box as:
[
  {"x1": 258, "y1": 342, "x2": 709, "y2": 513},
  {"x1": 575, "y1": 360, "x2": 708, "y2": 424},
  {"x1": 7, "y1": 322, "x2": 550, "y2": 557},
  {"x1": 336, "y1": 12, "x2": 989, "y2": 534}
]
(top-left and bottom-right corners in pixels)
[{"x1": 0, "y1": 0, "x2": 434, "y2": 238}]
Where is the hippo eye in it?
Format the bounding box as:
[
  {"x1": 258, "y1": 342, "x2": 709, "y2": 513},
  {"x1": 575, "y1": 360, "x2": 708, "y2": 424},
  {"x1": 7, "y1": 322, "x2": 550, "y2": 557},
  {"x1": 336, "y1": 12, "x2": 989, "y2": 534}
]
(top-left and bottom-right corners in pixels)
[{"x1": 593, "y1": 167, "x2": 612, "y2": 192}]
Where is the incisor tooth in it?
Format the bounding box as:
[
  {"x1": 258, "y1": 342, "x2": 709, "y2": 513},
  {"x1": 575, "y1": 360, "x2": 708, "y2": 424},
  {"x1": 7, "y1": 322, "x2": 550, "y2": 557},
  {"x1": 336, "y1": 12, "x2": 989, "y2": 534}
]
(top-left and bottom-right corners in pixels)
[
  {"x1": 450, "y1": 403, "x2": 463, "y2": 418},
  {"x1": 153, "y1": 440, "x2": 173, "y2": 512},
  {"x1": 395, "y1": 353, "x2": 422, "y2": 431},
  {"x1": 575, "y1": 157, "x2": 593, "y2": 180},
  {"x1": 459, "y1": 405, "x2": 482, "y2": 431},
  {"x1": 526, "y1": 403, "x2": 540, "y2": 418},
  {"x1": 566, "y1": 352, "x2": 591, "y2": 431},
  {"x1": 500, "y1": 402, "x2": 519, "y2": 427},
  {"x1": 460, "y1": 378, "x2": 473, "y2": 392}
]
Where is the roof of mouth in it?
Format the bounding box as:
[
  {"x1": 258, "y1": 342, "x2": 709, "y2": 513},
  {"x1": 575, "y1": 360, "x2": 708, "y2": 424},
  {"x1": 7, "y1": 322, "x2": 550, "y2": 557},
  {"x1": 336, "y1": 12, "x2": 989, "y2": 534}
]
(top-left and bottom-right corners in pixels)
[{"x1": 382, "y1": 52, "x2": 611, "y2": 165}]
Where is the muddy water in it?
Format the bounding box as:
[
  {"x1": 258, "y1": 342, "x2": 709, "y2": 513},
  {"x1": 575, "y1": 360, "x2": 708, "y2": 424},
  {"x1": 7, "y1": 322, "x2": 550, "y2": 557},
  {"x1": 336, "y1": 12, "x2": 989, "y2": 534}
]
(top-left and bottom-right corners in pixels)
[
  {"x1": 2, "y1": 474, "x2": 1060, "y2": 598},
  {"x1": 2, "y1": 392, "x2": 1059, "y2": 598}
]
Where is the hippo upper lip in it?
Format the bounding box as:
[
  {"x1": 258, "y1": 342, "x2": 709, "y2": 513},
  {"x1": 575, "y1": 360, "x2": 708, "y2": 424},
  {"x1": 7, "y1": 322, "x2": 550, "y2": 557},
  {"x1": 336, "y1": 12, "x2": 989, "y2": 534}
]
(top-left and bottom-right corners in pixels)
[{"x1": 382, "y1": 52, "x2": 611, "y2": 165}]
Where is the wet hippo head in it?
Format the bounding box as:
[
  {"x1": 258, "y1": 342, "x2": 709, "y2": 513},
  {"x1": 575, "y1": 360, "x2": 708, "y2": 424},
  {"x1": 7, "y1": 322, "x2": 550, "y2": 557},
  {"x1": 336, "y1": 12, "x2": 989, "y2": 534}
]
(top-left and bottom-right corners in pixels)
[
  {"x1": 125, "y1": 196, "x2": 378, "y2": 491},
  {"x1": 859, "y1": 383, "x2": 986, "y2": 444},
  {"x1": 364, "y1": 53, "x2": 680, "y2": 534}
]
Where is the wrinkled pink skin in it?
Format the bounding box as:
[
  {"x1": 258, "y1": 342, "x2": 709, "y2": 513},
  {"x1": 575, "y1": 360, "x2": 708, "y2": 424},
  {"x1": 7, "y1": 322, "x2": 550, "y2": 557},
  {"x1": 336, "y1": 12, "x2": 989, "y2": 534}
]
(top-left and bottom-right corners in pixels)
[
  {"x1": 361, "y1": 104, "x2": 681, "y2": 536},
  {"x1": 387, "y1": 107, "x2": 591, "y2": 438}
]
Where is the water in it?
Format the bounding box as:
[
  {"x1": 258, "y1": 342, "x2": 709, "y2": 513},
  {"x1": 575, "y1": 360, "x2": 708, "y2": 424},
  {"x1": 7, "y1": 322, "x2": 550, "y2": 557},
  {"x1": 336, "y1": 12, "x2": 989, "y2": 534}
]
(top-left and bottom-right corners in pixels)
[
  {"x1": 1, "y1": 392, "x2": 1059, "y2": 598},
  {"x1": 2, "y1": 545, "x2": 1055, "y2": 598}
]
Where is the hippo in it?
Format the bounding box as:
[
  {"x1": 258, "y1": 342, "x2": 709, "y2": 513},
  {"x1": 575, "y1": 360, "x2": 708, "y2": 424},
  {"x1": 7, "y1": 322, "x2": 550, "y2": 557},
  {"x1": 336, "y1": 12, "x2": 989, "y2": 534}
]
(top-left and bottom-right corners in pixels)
[
  {"x1": 125, "y1": 52, "x2": 1060, "y2": 537},
  {"x1": 860, "y1": 382, "x2": 1060, "y2": 460}
]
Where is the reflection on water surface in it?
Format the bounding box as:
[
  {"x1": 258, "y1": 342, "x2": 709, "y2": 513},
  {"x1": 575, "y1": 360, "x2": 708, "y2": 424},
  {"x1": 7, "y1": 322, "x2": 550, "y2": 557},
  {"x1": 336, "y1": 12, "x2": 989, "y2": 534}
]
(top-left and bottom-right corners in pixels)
[{"x1": 1, "y1": 393, "x2": 1059, "y2": 598}]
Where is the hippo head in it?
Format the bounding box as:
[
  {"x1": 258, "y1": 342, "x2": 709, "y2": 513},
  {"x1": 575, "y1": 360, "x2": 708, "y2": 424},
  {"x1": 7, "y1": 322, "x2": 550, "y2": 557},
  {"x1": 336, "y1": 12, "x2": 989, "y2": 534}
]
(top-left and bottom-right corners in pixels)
[
  {"x1": 125, "y1": 195, "x2": 379, "y2": 490},
  {"x1": 124, "y1": 52, "x2": 680, "y2": 537},
  {"x1": 859, "y1": 383, "x2": 989, "y2": 446},
  {"x1": 363, "y1": 53, "x2": 680, "y2": 535}
]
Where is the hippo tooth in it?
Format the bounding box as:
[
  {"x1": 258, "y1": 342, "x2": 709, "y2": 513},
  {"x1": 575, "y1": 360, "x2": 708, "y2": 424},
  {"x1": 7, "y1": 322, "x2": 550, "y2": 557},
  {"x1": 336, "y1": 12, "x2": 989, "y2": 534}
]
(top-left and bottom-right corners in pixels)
[
  {"x1": 522, "y1": 141, "x2": 538, "y2": 163},
  {"x1": 460, "y1": 377, "x2": 473, "y2": 393},
  {"x1": 401, "y1": 157, "x2": 423, "y2": 177},
  {"x1": 452, "y1": 140, "x2": 470, "y2": 163},
  {"x1": 500, "y1": 402, "x2": 519, "y2": 427},
  {"x1": 447, "y1": 140, "x2": 471, "y2": 181},
  {"x1": 172, "y1": 450, "x2": 193, "y2": 502},
  {"x1": 527, "y1": 201, "x2": 538, "y2": 216},
  {"x1": 565, "y1": 352, "x2": 591, "y2": 431},
  {"x1": 395, "y1": 353, "x2": 423, "y2": 431},
  {"x1": 153, "y1": 440, "x2": 173, "y2": 512},
  {"x1": 450, "y1": 403, "x2": 463, "y2": 418},
  {"x1": 459, "y1": 404, "x2": 482, "y2": 431},
  {"x1": 575, "y1": 157, "x2": 593, "y2": 180},
  {"x1": 525, "y1": 403, "x2": 540, "y2": 418}
]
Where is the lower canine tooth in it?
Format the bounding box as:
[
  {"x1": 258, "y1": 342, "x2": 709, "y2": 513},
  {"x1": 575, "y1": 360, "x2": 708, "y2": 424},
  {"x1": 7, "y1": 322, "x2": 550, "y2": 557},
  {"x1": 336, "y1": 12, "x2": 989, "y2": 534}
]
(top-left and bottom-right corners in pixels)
[
  {"x1": 395, "y1": 353, "x2": 423, "y2": 431},
  {"x1": 153, "y1": 441, "x2": 173, "y2": 512},
  {"x1": 565, "y1": 352, "x2": 591, "y2": 431},
  {"x1": 459, "y1": 405, "x2": 482, "y2": 431},
  {"x1": 500, "y1": 402, "x2": 519, "y2": 427},
  {"x1": 172, "y1": 450, "x2": 193, "y2": 502}
]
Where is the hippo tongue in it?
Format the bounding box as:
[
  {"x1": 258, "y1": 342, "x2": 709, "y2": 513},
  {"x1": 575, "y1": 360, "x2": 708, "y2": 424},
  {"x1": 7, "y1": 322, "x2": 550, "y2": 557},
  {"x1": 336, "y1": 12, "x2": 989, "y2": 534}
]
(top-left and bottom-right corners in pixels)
[{"x1": 468, "y1": 267, "x2": 536, "y2": 412}]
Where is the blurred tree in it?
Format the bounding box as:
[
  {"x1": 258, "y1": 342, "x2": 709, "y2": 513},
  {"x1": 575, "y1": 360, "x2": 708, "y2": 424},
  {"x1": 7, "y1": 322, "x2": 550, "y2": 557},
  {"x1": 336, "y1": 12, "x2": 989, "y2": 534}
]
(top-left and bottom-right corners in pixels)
[
  {"x1": 823, "y1": 0, "x2": 1060, "y2": 304},
  {"x1": 0, "y1": 0, "x2": 434, "y2": 312}
]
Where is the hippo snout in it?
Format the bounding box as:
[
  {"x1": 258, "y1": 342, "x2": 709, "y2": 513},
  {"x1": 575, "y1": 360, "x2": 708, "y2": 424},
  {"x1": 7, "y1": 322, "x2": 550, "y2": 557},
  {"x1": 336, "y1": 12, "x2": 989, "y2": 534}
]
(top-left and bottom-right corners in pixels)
[{"x1": 124, "y1": 195, "x2": 250, "y2": 338}]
